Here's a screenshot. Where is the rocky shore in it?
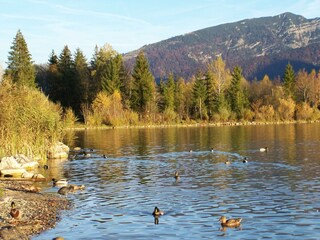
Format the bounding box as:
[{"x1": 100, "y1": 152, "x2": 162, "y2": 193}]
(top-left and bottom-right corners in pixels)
[{"x1": 0, "y1": 180, "x2": 71, "y2": 240}]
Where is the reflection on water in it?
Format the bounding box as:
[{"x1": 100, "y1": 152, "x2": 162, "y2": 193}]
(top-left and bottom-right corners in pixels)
[{"x1": 34, "y1": 124, "x2": 320, "y2": 239}]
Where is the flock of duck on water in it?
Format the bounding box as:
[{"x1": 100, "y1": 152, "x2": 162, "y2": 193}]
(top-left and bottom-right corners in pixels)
[{"x1": 9, "y1": 146, "x2": 269, "y2": 230}]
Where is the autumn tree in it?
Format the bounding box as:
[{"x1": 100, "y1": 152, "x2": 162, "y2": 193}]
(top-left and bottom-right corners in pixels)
[
  {"x1": 192, "y1": 72, "x2": 208, "y2": 120},
  {"x1": 6, "y1": 30, "x2": 36, "y2": 88},
  {"x1": 206, "y1": 56, "x2": 230, "y2": 116},
  {"x1": 131, "y1": 51, "x2": 156, "y2": 119},
  {"x1": 295, "y1": 69, "x2": 312, "y2": 103}
]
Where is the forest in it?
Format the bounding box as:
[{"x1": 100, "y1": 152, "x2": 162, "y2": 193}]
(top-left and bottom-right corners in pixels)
[{"x1": 3, "y1": 30, "x2": 320, "y2": 129}]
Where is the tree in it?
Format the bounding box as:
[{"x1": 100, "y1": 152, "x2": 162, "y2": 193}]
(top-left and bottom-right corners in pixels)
[
  {"x1": 131, "y1": 51, "x2": 156, "y2": 118},
  {"x1": 295, "y1": 69, "x2": 312, "y2": 103},
  {"x1": 283, "y1": 63, "x2": 295, "y2": 99},
  {"x1": 228, "y1": 66, "x2": 248, "y2": 119},
  {"x1": 162, "y1": 73, "x2": 175, "y2": 111},
  {"x1": 74, "y1": 48, "x2": 90, "y2": 111},
  {"x1": 192, "y1": 72, "x2": 208, "y2": 120},
  {"x1": 58, "y1": 45, "x2": 75, "y2": 108},
  {"x1": 175, "y1": 77, "x2": 188, "y2": 121},
  {"x1": 206, "y1": 56, "x2": 230, "y2": 114},
  {"x1": 101, "y1": 54, "x2": 124, "y2": 95},
  {"x1": 6, "y1": 30, "x2": 35, "y2": 88}
]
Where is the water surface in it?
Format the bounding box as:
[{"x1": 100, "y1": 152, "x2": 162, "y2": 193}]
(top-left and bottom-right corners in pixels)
[{"x1": 34, "y1": 124, "x2": 320, "y2": 239}]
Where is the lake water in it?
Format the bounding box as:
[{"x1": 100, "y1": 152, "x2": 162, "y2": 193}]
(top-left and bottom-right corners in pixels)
[{"x1": 34, "y1": 123, "x2": 320, "y2": 239}]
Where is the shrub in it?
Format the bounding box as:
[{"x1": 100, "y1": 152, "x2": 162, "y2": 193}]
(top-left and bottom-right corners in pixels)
[
  {"x1": 277, "y1": 98, "x2": 296, "y2": 121},
  {"x1": 63, "y1": 107, "x2": 78, "y2": 128},
  {"x1": 295, "y1": 103, "x2": 313, "y2": 121}
]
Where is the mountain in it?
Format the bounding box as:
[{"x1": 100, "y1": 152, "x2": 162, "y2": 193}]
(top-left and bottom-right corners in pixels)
[{"x1": 123, "y1": 12, "x2": 320, "y2": 81}]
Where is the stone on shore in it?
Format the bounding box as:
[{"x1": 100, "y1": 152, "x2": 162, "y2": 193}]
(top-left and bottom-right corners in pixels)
[{"x1": 47, "y1": 142, "x2": 69, "y2": 159}]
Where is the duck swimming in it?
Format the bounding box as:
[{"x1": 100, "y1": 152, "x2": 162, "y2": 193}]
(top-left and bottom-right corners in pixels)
[
  {"x1": 219, "y1": 216, "x2": 242, "y2": 227},
  {"x1": 174, "y1": 171, "x2": 180, "y2": 180},
  {"x1": 260, "y1": 147, "x2": 269, "y2": 152},
  {"x1": 225, "y1": 160, "x2": 231, "y2": 164},
  {"x1": 52, "y1": 178, "x2": 68, "y2": 187},
  {"x1": 10, "y1": 201, "x2": 21, "y2": 219},
  {"x1": 152, "y1": 207, "x2": 164, "y2": 216}
]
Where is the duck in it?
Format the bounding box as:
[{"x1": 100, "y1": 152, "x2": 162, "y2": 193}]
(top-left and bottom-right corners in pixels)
[
  {"x1": 260, "y1": 147, "x2": 269, "y2": 152},
  {"x1": 225, "y1": 160, "x2": 231, "y2": 165},
  {"x1": 52, "y1": 178, "x2": 68, "y2": 187},
  {"x1": 219, "y1": 216, "x2": 242, "y2": 227},
  {"x1": 210, "y1": 148, "x2": 214, "y2": 153},
  {"x1": 243, "y1": 157, "x2": 248, "y2": 163},
  {"x1": 10, "y1": 201, "x2": 21, "y2": 219},
  {"x1": 68, "y1": 184, "x2": 85, "y2": 191},
  {"x1": 57, "y1": 186, "x2": 71, "y2": 195},
  {"x1": 189, "y1": 150, "x2": 193, "y2": 153},
  {"x1": 174, "y1": 171, "x2": 180, "y2": 180},
  {"x1": 152, "y1": 207, "x2": 164, "y2": 216}
]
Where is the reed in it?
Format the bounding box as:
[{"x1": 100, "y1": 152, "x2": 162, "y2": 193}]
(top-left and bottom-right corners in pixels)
[{"x1": 0, "y1": 80, "x2": 64, "y2": 159}]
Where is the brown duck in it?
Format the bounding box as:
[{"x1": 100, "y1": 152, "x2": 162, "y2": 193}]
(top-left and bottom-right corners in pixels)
[
  {"x1": 219, "y1": 216, "x2": 242, "y2": 227},
  {"x1": 10, "y1": 201, "x2": 21, "y2": 219}
]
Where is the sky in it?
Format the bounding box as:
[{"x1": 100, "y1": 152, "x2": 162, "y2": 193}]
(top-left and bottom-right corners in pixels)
[{"x1": 0, "y1": 0, "x2": 319, "y2": 67}]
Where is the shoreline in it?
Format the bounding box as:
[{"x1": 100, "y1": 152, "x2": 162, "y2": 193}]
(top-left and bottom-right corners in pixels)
[
  {"x1": 67, "y1": 119, "x2": 320, "y2": 131},
  {"x1": 0, "y1": 180, "x2": 70, "y2": 240}
]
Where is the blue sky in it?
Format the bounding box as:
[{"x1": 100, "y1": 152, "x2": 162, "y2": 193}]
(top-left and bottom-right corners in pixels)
[{"x1": 0, "y1": 0, "x2": 319, "y2": 67}]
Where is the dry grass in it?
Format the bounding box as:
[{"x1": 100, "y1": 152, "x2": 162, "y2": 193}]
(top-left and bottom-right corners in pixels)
[{"x1": 0, "y1": 80, "x2": 64, "y2": 159}]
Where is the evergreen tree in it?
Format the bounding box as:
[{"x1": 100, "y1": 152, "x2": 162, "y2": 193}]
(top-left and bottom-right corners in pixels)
[
  {"x1": 58, "y1": 45, "x2": 75, "y2": 108},
  {"x1": 74, "y1": 48, "x2": 90, "y2": 109},
  {"x1": 283, "y1": 63, "x2": 296, "y2": 99},
  {"x1": 192, "y1": 72, "x2": 208, "y2": 120},
  {"x1": 163, "y1": 73, "x2": 175, "y2": 111},
  {"x1": 101, "y1": 54, "x2": 123, "y2": 95},
  {"x1": 6, "y1": 30, "x2": 36, "y2": 88},
  {"x1": 131, "y1": 51, "x2": 156, "y2": 117},
  {"x1": 228, "y1": 66, "x2": 248, "y2": 119},
  {"x1": 175, "y1": 77, "x2": 187, "y2": 121}
]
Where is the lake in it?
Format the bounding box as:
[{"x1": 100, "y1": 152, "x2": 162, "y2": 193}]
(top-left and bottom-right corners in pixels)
[{"x1": 34, "y1": 123, "x2": 320, "y2": 239}]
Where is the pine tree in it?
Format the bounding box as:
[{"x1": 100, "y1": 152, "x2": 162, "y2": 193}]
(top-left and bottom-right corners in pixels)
[
  {"x1": 6, "y1": 30, "x2": 36, "y2": 88},
  {"x1": 163, "y1": 73, "x2": 175, "y2": 111},
  {"x1": 58, "y1": 45, "x2": 75, "y2": 108},
  {"x1": 283, "y1": 63, "x2": 296, "y2": 99},
  {"x1": 131, "y1": 51, "x2": 156, "y2": 117},
  {"x1": 228, "y1": 66, "x2": 248, "y2": 119},
  {"x1": 101, "y1": 54, "x2": 123, "y2": 95},
  {"x1": 74, "y1": 48, "x2": 90, "y2": 108}
]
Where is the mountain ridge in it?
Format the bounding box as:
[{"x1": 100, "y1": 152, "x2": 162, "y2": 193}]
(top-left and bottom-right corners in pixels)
[{"x1": 123, "y1": 12, "x2": 320, "y2": 80}]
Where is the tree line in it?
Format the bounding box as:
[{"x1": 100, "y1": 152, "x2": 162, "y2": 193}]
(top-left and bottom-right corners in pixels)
[{"x1": 3, "y1": 30, "x2": 320, "y2": 126}]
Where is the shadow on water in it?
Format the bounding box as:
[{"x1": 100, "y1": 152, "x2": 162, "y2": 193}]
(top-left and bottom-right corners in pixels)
[{"x1": 34, "y1": 124, "x2": 320, "y2": 240}]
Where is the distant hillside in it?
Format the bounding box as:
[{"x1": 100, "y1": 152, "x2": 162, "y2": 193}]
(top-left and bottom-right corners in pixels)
[{"x1": 123, "y1": 12, "x2": 320, "y2": 81}]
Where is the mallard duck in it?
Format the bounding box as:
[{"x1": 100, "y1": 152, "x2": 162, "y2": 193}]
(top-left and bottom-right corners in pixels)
[
  {"x1": 57, "y1": 186, "x2": 71, "y2": 195},
  {"x1": 210, "y1": 148, "x2": 214, "y2": 153},
  {"x1": 174, "y1": 171, "x2": 180, "y2": 180},
  {"x1": 260, "y1": 147, "x2": 269, "y2": 152},
  {"x1": 189, "y1": 150, "x2": 193, "y2": 153},
  {"x1": 68, "y1": 184, "x2": 85, "y2": 191},
  {"x1": 225, "y1": 160, "x2": 231, "y2": 164},
  {"x1": 243, "y1": 157, "x2": 248, "y2": 163},
  {"x1": 10, "y1": 201, "x2": 21, "y2": 219},
  {"x1": 219, "y1": 216, "x2": 242, "y2": 227},
  {"x1": 52, "y1": 178, "x2": 68, "y2": 187},
  {"x1": 152, "y1": 207, "x2": 164, "y2": 216}
]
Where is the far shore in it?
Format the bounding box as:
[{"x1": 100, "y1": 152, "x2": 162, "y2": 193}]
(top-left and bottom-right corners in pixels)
[{"x1": 66, "y1": 119, "x2": 320, "y2": 131}]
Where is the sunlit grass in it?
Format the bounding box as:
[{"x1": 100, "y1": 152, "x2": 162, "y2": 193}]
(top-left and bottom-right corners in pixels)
[{"x1": 0, "y1": 80, "x2": 64, "y2": 160}]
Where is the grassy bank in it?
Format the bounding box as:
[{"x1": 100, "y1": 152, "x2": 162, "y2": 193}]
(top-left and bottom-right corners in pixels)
[{"x1": 0, "y1": 80, "x2": 64, "y2": 160}]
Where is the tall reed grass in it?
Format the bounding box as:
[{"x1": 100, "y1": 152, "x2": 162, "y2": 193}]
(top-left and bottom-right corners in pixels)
[{"x1": 0, "y1": 80, "x2": 64, "y2": 160}]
